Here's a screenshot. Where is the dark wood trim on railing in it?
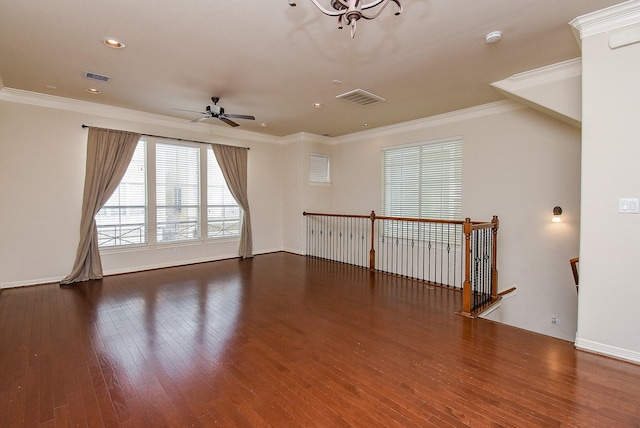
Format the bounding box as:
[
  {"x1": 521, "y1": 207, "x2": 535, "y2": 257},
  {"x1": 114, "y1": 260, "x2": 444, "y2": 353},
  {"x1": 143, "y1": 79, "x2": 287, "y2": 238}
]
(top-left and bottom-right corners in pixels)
[
  {"x1": 491, "y1": 216, "x2": 499, "y2": 299},
  {"x1": 570, "y1": 257, "x2": 579, "y2": 290},
  {"x1": 303, "y1": 211, "x2": 371, "y2": 219},
  {"x1": 369, "y1": 211, "x2": 376, "y2": 270},
  {"x1": 461, "y1": 218, "x2": 473, "y2": 316},
  {"x1": 303, "y1": 211, "x2": 491, "y2": 225}
]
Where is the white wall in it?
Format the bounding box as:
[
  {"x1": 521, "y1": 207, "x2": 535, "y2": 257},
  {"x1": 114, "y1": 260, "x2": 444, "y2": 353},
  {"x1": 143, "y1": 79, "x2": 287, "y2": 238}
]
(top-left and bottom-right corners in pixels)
[
  {"x1": 0, "y1": 92, "x2": 284, "y2": 286},
  {"x1": 574, "y1": 3, "x2": 640, "y2": 362},
  {"x1": 281, "y1": 138, "x2": 305, "y2": 254},
  {"x1": 331, "y1": 102, "x2": 582, "y2": 341},
  {"x1": 281, "y1": 133, "x2": 334, "y2": 255}
]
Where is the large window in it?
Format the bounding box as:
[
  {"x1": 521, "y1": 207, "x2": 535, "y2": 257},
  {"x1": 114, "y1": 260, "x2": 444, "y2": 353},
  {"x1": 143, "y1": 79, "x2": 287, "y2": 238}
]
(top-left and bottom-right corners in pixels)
[
  {"x1": 382, "y1": 137, "x2": 462, "y2": 220},
  {"x1": 97, "y1": 138, "x2": 239, "y2": 249},
  {"x1": 96, "y1": 141, "x2": 147, "y2": 247},
  {"x1": 207, "y1": 146, "x2": 240, "y2": 238},
  {"x1": 156, "y1": 143, "x2": 200, "y2": 243}
]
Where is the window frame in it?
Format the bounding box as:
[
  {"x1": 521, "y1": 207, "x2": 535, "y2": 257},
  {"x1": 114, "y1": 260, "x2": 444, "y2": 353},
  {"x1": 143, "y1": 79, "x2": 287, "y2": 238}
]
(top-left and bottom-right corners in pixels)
[
  {"x1": 309, "y1": 153, "x2": 331, "y2": 184},
  {"x1": 96, "y1": 140, "x2": 148, "y2": 250},
  {"x1": 97, "y1": 137, "x2": 240, "y2": 252}
]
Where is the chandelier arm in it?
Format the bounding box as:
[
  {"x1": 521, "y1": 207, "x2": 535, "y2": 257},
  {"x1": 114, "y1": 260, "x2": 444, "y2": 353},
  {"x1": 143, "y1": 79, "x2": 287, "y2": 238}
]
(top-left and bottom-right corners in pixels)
[
  {"x1": 360, "y1": 0, "x2": 386, "y2": 10},
  {"x1": 360, "y1": 0, "x2": 402, "y2": 20},
  {"x1": 309, "y1": 0, "x2": 346, "y2": 16}
]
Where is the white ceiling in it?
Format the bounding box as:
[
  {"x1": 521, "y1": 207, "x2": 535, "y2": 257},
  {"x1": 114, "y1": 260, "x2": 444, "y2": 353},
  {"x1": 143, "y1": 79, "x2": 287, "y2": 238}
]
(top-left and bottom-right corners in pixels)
[{"x1": 0, "y1": 0, "x2": 625, "y2": 137}]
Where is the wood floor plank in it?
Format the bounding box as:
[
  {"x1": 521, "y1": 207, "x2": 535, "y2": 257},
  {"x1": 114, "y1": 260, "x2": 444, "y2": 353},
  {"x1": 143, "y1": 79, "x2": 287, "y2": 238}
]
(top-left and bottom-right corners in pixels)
[{"x1": 2, "y1": 252, "x2": 640, "y2": 427}]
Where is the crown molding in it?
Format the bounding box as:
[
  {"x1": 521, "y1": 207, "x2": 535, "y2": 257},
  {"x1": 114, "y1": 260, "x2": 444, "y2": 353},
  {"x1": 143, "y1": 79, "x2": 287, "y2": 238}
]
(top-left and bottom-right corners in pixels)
[
  {"x1": 492, "y1": 58, "x2": 581, "y2": 91},
  {"x1": 0, "y1": 87, "x2": 279, "y2": 145},
  {"x1": 280, "y1": 132, "x2": 334, "y2": 145},
  {"x1": 333, "y1": 100, "x2": 526, "y2": 145},
  {"x1": 0, "y1": 88, "x2": 526, "y2": 147},
  {"x1": 570, "y1": 0, "x2": 640, "y2": 40}
]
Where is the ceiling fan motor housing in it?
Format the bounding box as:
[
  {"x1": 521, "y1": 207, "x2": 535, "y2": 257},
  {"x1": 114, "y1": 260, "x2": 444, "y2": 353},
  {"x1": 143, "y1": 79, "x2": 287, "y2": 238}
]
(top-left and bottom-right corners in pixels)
[{"x1": 206, "y1": 104, "x2": 223, "y2": 116}]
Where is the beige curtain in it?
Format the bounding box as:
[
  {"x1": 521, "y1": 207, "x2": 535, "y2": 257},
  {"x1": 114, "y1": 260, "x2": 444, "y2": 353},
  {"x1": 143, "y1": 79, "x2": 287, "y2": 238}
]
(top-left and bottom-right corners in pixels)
[
  {"x1": 211, "y1": 144, "x2": 253, "y2": 258},
  {"x1": 61, "y1": 127, "x2": 141, "y2": 284}
]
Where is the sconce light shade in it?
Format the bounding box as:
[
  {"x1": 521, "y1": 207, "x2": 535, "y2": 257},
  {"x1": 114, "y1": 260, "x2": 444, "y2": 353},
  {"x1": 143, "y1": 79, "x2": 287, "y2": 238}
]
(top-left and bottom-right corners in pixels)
[{"x1": 552, "y1": 206, "x2": 563, "y2": 223}]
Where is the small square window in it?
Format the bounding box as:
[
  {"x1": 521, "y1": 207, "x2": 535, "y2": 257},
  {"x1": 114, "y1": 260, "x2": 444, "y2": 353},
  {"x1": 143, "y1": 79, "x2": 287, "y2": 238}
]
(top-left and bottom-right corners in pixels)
[{"x1": 309, "y1": 154, "x2": 330, "y2": 183}]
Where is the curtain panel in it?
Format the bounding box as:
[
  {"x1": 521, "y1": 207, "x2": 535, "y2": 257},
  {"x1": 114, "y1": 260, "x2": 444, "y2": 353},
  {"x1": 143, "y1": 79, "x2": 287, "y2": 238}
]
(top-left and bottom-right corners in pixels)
[
  {"x1": 61, "y1": 127, "x2": 141, "y2": 284},
  {"x1": 211, "y1": 144, "x2": 253, "y2": 258}
]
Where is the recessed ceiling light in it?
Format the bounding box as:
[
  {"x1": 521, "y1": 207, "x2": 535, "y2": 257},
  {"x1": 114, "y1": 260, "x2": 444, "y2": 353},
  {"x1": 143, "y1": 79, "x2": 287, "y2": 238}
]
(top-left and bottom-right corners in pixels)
[
  {"x1": 332, "y1": 80, "x2": 342, "y2": 85},
  {"x1": 103, "y1": 37, "x2": 125, "y2": 48},
  {"x1": 312, "y1": 103, "x2": 324, "y2": 108},
  {"x1": 259, "y1": 122, "x2": 268, "y2": 127},
  {"x1": 46, "y1": 85, "x2": 57, "y2": 89},
  {"x1": 485, "y1": 31, "x2": 502, "y2": 44},
  {"x1": 86, "y1": 88, "x2": 101, "y2": 94},
  {"x1": 362, "y1": 123, "x2": 370, "y2": 128}
]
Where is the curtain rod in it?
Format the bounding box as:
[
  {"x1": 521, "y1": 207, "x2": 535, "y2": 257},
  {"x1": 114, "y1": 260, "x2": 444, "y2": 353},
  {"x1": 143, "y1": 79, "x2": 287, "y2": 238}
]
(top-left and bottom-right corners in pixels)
[{"x1": 81, "y1": 125, "x2": 249, "y2": 150}]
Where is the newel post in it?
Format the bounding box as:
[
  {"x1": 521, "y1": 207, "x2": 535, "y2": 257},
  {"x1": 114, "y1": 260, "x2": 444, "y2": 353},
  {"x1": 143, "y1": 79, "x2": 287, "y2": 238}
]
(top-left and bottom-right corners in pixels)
[
  {"x1": 491, "y1": 215, "x2": 499, "y2": 299},
  {"x1": 369, "y1": 210, "x2": 376, "y2": 270},
  {"x1": 461, "y1": 218, "x2": 473, "y2": 317}
]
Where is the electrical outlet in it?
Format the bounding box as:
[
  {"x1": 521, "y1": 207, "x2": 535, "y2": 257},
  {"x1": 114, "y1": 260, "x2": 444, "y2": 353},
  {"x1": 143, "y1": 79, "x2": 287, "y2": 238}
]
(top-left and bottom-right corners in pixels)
[{"x1": 551, "y1": 317, "x2": 560, "y2": 325}]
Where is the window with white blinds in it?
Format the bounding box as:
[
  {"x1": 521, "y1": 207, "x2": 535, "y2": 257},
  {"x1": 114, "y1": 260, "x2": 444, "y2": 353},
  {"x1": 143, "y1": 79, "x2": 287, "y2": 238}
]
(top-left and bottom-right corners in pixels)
[
  {"x1": 309, "y1": 154, "x2": 330, "y2": 183},
  {"x1": 382, "y1": 138, "x2": 462, "y2": 220},
  {"x1": 96, "y1": 141, "x2": 147, "y2": 247},
  {"x1": 156, "y1": 143, "x2": 200, "y2": 243},
  {"x1": 207, "y1": 147, "x2": 240, "y2": 238}
]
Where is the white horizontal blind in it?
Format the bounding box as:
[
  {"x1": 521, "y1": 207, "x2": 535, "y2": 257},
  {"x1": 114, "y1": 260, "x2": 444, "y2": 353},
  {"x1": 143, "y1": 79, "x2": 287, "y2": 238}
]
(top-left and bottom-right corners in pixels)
[
  {"x1": 156, "y1": 143, "x2": 200, "y2": 243},
  {"x1": 207, "y1": 147, "x2": 240, "y2": 238},
  {"x1": 382, "y1": 138, "x2": 462, "y2": 220},
  {"x1": 309, "y1": 154, "x2": 330, "y2": 183},
  {"x1": 96, "y1": 141, "x2": 147, "y2": 247}
]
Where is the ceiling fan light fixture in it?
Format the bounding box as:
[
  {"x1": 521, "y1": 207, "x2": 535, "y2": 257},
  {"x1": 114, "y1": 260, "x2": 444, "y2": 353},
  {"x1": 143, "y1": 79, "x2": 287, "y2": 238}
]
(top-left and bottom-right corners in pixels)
[{"x1": 309, "y1": 0, "x2": 403, "y2": 38}]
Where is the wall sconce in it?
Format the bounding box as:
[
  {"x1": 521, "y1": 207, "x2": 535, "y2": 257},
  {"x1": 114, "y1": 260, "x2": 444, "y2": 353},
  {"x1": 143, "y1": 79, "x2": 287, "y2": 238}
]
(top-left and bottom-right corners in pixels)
[{"x1": 552, "y1": 206, "x2": 563, "y2": 223}]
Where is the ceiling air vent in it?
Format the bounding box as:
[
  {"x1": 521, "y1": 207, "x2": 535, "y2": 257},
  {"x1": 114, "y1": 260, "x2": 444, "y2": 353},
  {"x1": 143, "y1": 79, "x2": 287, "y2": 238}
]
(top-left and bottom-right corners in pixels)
[
  {"x1": 336, "y1": 89, "x2": 386, "y2": 106},
  {"x1": 83, "y1": 71, "x2": 111, "y2": 82}
]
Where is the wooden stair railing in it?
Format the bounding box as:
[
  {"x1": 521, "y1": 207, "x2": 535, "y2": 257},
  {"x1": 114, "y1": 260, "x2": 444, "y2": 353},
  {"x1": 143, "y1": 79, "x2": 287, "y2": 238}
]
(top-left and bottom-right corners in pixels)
[
  {"x1": 570, "y1": 257, "x2": 579, "y2": 290},
  {"x1": 303, "y1": 211, "x2": 499, "y2": 317}
]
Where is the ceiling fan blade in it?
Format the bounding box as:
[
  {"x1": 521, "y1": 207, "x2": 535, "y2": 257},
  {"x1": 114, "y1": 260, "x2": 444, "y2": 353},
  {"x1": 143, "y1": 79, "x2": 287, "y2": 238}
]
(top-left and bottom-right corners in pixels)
[
  {"x1": 190, "y1": 116, "x2": 210, "y2": 123},
  {"x1": 219, "y1": 117, "x2": 239, "y2": 127},
  {"x1": 225, "y1": 113, "x2": 255, "y2": 120},
  {"x1": 173, "y1": 108, "x2": 207, "y2": 114}
]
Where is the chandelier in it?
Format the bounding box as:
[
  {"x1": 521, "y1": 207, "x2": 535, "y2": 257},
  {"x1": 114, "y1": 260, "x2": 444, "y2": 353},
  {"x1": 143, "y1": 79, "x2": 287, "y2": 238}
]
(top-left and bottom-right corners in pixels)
[{"x1": 307, "y1": 0, "x2": 403, "y2": 38}]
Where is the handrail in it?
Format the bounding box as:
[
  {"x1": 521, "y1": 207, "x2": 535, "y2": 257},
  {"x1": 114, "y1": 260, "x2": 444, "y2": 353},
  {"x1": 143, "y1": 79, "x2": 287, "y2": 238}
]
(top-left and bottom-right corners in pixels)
[
  {"x1": 303, "y1": 211, "x2": 371, "y2": 219},
  {"x1": 304, "y1": 211, "x2": 489, "y2": 225},
  {"x1": 303, "y1": 211, "x2": 499, "y2": 316}
]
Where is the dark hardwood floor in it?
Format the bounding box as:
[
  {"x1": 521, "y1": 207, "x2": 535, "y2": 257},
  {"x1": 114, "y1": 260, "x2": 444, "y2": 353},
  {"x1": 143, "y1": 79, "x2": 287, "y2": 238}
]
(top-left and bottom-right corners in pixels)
[{"x1": 1, "y1": 252, "x2": 640, "y2": 427}]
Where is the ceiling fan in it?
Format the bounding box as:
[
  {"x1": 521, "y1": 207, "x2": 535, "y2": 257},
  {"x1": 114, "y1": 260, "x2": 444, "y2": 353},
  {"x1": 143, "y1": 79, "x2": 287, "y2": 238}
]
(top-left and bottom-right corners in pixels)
[{"x1": 175, "y1": 97, "x2": 255, "y2": 127}]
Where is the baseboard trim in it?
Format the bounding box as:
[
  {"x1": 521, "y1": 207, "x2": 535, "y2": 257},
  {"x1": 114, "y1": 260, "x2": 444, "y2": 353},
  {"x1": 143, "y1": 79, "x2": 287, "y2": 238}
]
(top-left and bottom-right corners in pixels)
[
  {"x1": 575, "y1": 337, "x2": 640, "y2": 364},
  {"x1": 281, "y1": 247, "x2": 305, "y2": 256},
  {"x1": 0, "y1": 249, "x2": 291, "y2": 289},
  {"x1": 1, "y1": 276, "x2": 64, "y2": 289}
]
